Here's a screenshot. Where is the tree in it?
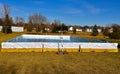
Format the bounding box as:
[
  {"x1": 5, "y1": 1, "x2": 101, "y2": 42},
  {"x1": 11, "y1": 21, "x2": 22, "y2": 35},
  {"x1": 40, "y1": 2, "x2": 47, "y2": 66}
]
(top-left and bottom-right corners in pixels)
[
  {"x1": 30, "y1": 13, "x2": 47, "y2": 32},
  {"x1": 0, "y1": 18, "x2": 3, "y2": 25},
  {"x1": 1, "y1": 4, "x2": 12, "y2": 33},
  {"x1": 73, "y1": 26, "x2": 76, "y2": 34},
  {"x1": 51, "y1": 23, "x2": 58, "y2": 33},
  {"x1": 60, "y1": 23, "x2": 68, "y2": 32},
  {"x1": 15, "y1": 17, "x2": 25, "y2": 27},
  {"x1": 109, "y1": 24, "x2": 120, "y2": 39},
  {"x1": 51, "y1": 20, "x2": 60, "y2": 33},
  {"x1": 27, "y1": 18, "x2": 33, "y2": 32},
  {"x1": 102, "y1": 27, "x2": 110, "y2": 37},
  {"x1": 91, "y1": 24, "x2": 98, "y2": 36},
  {"x1": 9, "y1": 17, "x2": 14, "y2": 26}
]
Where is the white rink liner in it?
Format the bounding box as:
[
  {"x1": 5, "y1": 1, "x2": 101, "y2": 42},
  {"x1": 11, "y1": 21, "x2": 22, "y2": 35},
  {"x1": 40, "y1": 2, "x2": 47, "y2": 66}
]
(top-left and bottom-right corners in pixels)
[{"x1": 2, "y1": 34, "x2": 118, "y2": 49}]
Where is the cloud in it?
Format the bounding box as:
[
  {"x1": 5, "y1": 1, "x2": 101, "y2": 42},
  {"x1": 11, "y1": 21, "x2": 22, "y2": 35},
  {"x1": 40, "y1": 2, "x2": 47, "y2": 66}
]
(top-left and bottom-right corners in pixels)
[
  {"x1": 78, "y1": 0, "x2": 104, "y2": 14},
  {"x1": 66, "y1": 0, "x2": 80, "y2": 2},
  {"x1": 65, "y1": 0, "x2": 104, "y2": 15},
  {"x1": 65, "y1": 9, "x2": 82, "y2": 14},
  {"x1": 86, "y1": 4, "x2": 102, "y2": 14},
  {"x1": 62, "y1": 7, "x2": 83, "y2": 14},
  {"x1": 32, "y1": 1, "x2": 45, "y2": 5}
]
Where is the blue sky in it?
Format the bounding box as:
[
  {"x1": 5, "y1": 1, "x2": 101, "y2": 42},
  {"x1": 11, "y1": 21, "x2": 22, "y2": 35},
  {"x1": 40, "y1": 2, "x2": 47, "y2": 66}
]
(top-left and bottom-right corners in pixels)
[{"x1": 0, "y1": 0, "x2": 120, "y2": 26}]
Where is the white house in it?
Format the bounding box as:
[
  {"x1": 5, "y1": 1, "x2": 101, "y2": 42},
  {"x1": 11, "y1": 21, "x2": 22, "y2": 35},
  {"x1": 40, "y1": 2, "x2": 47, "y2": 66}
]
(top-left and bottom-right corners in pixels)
[
  {"x1": 0, "y1": 26, "x2": 24, "y2": 32},
  {"x1": 69, "y1": 26, "x2": 83, "y2": 32},
  {"x1": 97, "y1": 29, "x2": 102, "y2": 32},
  {"x1": 76, "y1": 28, "x2": 82, "y2": 32},
  {"x1": 12, "y1": 26, "x2": 24, "y2": 32},
  {"x1": 109, "y1": 28, "x2": 113, "y2": 33},
  {"x1": 86, "y1": 28, "x2": 102, "y2": 32},
  {"x1": 69, "y1": 27, "x2": 73, "y2": 31},
  {"x1": 45, "y1": 28, "x2": 50, "y2": 31},
  {"x1": 86, "y1": 28, "x2": 92, "y2": 32}
]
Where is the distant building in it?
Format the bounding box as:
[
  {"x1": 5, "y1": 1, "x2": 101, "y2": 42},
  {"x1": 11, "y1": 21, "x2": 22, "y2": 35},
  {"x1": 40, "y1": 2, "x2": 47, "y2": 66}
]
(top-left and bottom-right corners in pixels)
[
  {"x1": 97, "y1": 28, "x2": 102, "y2": 32},
  {"x1": 86, "y1": 28, "x2": 92, "y2": 32},
  {"x1": 109, "y1": 27, "x2": 113, "y2": 33},
  {"x1": 68, "y1": 26, "x2": 73, "y2": 31},
  {"x1": 69, "y1": 26, "x2": 83, "y2": 32},
  {"x1": 12, "y1": 26, "x2": 24, "y2": 32},
  {"x1": 45, "y1": 28, "x2": 50, "y2": 31},
  {"x1": 69, "y1": 26, "x2": 102, "y2": 33},
  {"x1": 76, "y1": 28, "x2": 82, "y2": 32},
  {"x1": 86, "y1": 28, "x2": 102, "y2": 32}
]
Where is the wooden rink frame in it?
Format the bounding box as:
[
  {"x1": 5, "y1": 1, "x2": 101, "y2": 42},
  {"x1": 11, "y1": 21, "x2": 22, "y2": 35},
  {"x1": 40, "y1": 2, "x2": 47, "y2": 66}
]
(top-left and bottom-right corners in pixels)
[{"x1": 1, "y1": 48, "x2": 118, "y2": 53}]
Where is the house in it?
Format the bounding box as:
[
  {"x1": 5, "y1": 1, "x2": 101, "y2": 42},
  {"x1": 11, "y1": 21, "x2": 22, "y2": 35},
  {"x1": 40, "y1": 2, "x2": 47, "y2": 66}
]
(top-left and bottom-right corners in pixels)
[
  {"x1": 68, "y1": 26, "x2": 83, "y2": 32},
  {"x1": 97, "y1": 28, "x2": 102, "y2": 32},
  {"x1": 109, "y1": 27, "x2": 113, "y2": 33},
  {"x1": 11, "y1": 26, "x2": 24, "y2": 32},
  {"x1": 86, "y1": 28, "x2": 92, "y2": 32},
  {"x1": 86, "y1": 28, "x2": 102, "y2": 32},
  {"x1": 76, "y1": 28, "x2": 82, "y2": 32},
  {"x1": 68, "y1": 26, "x2": 73, "y2": 31},
  {"x1": 68, "y1": 26, "x2": 102, "y2": 33},
  {"x1": 45, "y1": 28, "x2": 50, "y2": 31}
]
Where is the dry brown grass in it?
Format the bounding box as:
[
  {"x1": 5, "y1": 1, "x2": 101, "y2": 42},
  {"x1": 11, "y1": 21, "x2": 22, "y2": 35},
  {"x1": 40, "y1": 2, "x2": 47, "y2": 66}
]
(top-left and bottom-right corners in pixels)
[
  {"x1": 0, "y1": 52, "x2": 120, "y2": 74},
  {"x1": 0, "y1": 32, "x2": 120, "y2": 74}
]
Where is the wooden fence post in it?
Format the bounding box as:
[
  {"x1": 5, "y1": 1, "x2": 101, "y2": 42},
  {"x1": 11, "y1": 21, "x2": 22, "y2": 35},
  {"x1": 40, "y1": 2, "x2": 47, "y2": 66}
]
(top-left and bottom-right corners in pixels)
[
  {"x1": 79, "y1": 45, "x2": 81, "y2": 52},
  {"x1": 42, "y1": 44, "x2": 44, "y2": 52}
]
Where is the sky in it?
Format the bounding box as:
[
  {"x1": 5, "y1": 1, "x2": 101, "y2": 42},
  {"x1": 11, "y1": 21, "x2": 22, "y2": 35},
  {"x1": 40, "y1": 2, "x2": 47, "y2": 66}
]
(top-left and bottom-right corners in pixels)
[{"x1": 0, "y1": 0, "x2": 120, "y2": 26}]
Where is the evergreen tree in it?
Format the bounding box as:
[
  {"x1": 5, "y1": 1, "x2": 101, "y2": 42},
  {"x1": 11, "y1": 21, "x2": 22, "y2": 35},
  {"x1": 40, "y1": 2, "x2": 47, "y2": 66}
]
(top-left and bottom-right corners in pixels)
[
  {"x1": 51, "y1": 24, "x2": 58, "y2": 33},
  {"x1": 103, "y1": 27, "x2": 110, "y2": 36},
  {"x1": 91, "y1": 24, "x2": 98, "y2": 36},
  {"x1": 73, "y1": 26, "x2": 76, "y2": 34},
  {"x1": 27, "y1": 19, "x2": 33, "y2": 32},
  {"x1": 51, "y1": 20, "x2": 60, "y2": 33}
]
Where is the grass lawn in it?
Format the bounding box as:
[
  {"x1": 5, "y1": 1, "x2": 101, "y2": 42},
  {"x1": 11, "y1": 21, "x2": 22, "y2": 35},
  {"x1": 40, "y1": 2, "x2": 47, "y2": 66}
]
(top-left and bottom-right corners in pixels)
[
  {"x1": 0, "y1": 52, "x2": 120, "y2": 74},
  {"x1": 0, "y1": 32, "x2": 120, "y2": 74}
]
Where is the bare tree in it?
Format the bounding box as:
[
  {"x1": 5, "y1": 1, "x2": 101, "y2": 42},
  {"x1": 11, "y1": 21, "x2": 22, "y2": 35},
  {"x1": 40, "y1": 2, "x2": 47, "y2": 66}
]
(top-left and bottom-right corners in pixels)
[
  {"x1": 0, "y1": 4, "x2": 10, "y2": 18},
  {"x1": 54, "y1": 19, "x2": 60, "y2": 26},
  {"x1": 30, "y1": 13, "x2": 47, "y2": 33},
  {"x1": 15, "y1": 17, "x2": 25, "y2": 27},
  {"x1": 0, "y1": 4, "x2": 12, "y2": 33},
  {"x1": 27, "y1": 17, "x2": 33, "y2": 32}
]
